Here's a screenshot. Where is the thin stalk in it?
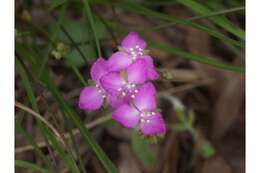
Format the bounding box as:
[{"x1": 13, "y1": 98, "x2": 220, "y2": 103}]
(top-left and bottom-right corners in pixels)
[
  {"x1": 82, "y1": 0, "x2": 102, "y2": 57},
  {"x1": 15, "y1": 114, "x2": 112, "y2": 153},
  {"x1": 60, "y1": 26, "x2": 89, "y2": 64}
]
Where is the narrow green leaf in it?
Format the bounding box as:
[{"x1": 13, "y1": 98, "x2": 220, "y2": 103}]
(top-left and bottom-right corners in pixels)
[
  {"x1": 16, "y1": 52, "x2": 80, "y2": 173},
  {"x1": 15, "y1": 120, "x2": 56, "y2": 172},
  {"x1": 15, "y1": 160, "x2": 49, "y2": 173},
  {"x1": 39, "y1": 67, "x2": 118, "y2": 173},
  {"x1": 44, "y1": 127, "x2": 80, "y2": 173},
  {"x1": 72, "y1": 66, "x2": 88, "y2": 86},
  {"x1": 65, "y1": 117, "x2": 88, "y2": 173},
  {"x1": 188, "y1": 6, "x2": 245, "y2": 20},
  {"x1": 177, "y1": 0, "x2": 245, "y2": 39},
  {"x1": 149, "y1": 41, "x2": 244, "y2": 73},
  {"x1": 131, "y1": 131, "x2": 156, "y2": 166},
  {"x1": 116, "y1": 1, "x2": 242, "y2": 47},
  {"x1": 143, "y1": 7, "x2": 245, "y2": 48},
  {"x1": 96, "y1": 19, "x2": 244, "y2": 73},
  {"x1": 60, "y1": 25, "x2": 90, "y2": 65},
  {"x1": 16, "y1": 59, "x2": 39, "y2": 112},
  {"x1": 48, "y1": 0, "x2": 67, "y2": 11},
  {"x1": 38, "y1": 2, "x2": 68, "y2": 77},
  {"x1": 82, "y1": 0, "x2": 102, "y2": 57}
]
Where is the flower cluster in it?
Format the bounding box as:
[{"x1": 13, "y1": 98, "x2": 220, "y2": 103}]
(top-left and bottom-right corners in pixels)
[{"x1": 79, "y1": 32, "x2": 166, "y2": 136}]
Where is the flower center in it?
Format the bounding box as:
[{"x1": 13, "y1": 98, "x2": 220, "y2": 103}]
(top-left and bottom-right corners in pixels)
[
  {"x1": 127, "y1": 45, "x2": 144, "y2": 61},
  {"x1": 95, "y1": 84, "x2": 106, "y2": 98},
  {"x1": 117, "y1": 82, "x2": 139, "y2": 98},
  {"x1": 140, "y1": 111, "x2": 156, "y2": 123}
]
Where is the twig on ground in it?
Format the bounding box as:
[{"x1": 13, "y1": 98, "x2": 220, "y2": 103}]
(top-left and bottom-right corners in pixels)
[{"x1": 15, "y1": 109, "x2": 112, "y2": 154}]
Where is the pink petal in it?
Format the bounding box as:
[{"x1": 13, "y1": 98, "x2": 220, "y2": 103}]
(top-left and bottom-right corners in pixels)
[
  {"x1": 79, "y1": 86, "x2": 104, "y2": 110},
  {"x1": 107, "y1": 52, "x2": 132, "y2": 71},
  {"x1": 134, "y1": 82, "x2": 157, "y2": 111},
  {"x1": 90, "y1": 58, "x2": 109, "y2": 82},
  {"x1": 121, "y1": 32, "x2": 146, "y2": 50},
  {"x1": 100, "y1": 72, "x2": 125, "y2": 96},
  {"x1": 126, "y1": 59, "x2": 147, "y2": 84},
  {"x1": 108, "y1": 94, "x2": 129, "y2": 109},
  {"x1": 112, "y1": 104, "x2": 140, "y2": 128},
  {"x1": 140, "y1": 113, "x2": 166, "y2": 135},
  {"x1": 141, "y1": 56, "x2": 159, "y2": 80}
]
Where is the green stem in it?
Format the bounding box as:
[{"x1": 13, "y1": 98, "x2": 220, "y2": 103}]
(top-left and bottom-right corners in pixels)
[{"x1": 83, "y1": 0, "x2": 102, "y2": 57}]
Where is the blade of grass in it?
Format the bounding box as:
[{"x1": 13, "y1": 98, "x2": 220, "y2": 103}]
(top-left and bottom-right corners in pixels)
[
  {"x1": 72, "y1": 66, "x2": 88, "y2": 86},
  {"x1": 188, "y1": 6, "x2": 245, "y2": 20},
  {"x1": 98, "y1": 18, "x2": 244, "y2": 73},
  {"x1": 15, "y1": 120, "x2": 56, "y2": 172},
  {"x1": 16, "y1": 52, "x2": 81, "y2": 173},
  {"x1": 15, "y1": 160, "x2": 49, "y2": 173},
  {"x1": 15, "y1": 101, "x2": 63, "y2": 141},
  {"x1": 40, "y1": 69, "x2": 118, "y2": 173},
  {"x1": 16, "y1": 100, "x2": 81, "y2": 173},
  {"x1": 116, "y1": 0, "x2": 242, "y2": 47},
  {"x1": 131, "y1": 131, "x2": 156, "y2": 166},
  {"x1": 48, "y1": 0, "x2": 67, "y2": 11},
  {"x1": 16, "y1": 57, "x2": 59, "y2": 170},
  {"x1": 177, "y1": 0, "x2": 245, "y2": 39},
  {"x1": 15, "y1": 102, "x2": 81, "y2": 173},
  {"x1": 38, "y1": 2, "x2": 68, "y2": 77},
  {"x1": 145, "y1": 6, "x2": 245, "y2": 30},
  {"x1": 82, "y1": 0, "x2": 102, "y2": 57},
  {"x1": 16, "y1": 114, "x2": 112, "y2": 153},
  {"x1": 19, "y1": 42, "x2": 118, "y2": 172},
  {"x1": 65, "y1": 116, "x2": 88, "y2": 173},
  {"x1": 149, "y1": 41, "x2": 244, "y2": 73},
  {"x1": 60, "y1": 26, "x2": 89, "y2": 64},
  {"x1": 44, "y1": 126, "x2": 81, "y2": 173}
]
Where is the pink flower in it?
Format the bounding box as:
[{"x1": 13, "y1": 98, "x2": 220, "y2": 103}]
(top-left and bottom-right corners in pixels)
[
  {"x1": 78, "y1": 32, "x2": 166, "y2": 136},
  {"x1": 101, "y1": 58, "x2": 147, "y2": 108},
  {"x1": 79, "y1": 58, "x2": 109, "y2": 110},
  {"x1": 107, "y1": 32, "x2": 159, "y2": 80},
  {"x1": 112, "y1": 83, "x2": 166, "y2": 135}
]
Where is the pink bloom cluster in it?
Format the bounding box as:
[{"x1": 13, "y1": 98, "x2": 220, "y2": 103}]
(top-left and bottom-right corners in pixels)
[{"x1": 79, "y1": 32, "x2": 166, "y2": 136}]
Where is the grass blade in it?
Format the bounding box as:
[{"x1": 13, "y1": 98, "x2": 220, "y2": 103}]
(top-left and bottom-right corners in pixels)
[
  {"x1": 16, "y1": 52, "x2": 81, "y2": 173},
  {"x1": 131, "y1": 131, "x2": 156, "y2": 166},
  {"x1": 149, "y1": 41, "x2": 244, "y2": 73},
  {"x1": 72, "y1": 66, "x2": 88, "y2": 86},
  {"x1": 82, "y1": 0, "x2": 102, "y2": 57},
  {"x1": 40, "y1": 69, "x2": 118, "y2": 173},
  {"x1": 38, "y1": 2, "x2": 68, "y2": 77},
  {"x1": 43, "y1": 127, "x2": 81, "y2": 173},
  {"x1": 188, "y1": 6, "x2": 245, "y2": 20},
  {"x1": 48, "y1": 0, "x2": 67, "y2": 11},
  {"x1": 97, "y1": 19, "x2": 244, "y2": 73},
  {"x1": 15, "y1": 160, "x2": 49, "y2": 173},
  {"x1": 177, "y1": 0, "x2": 245, "y2": 39},
  {"x1": 17, "y1": 20, "x2": 118, "y2": 172},
  {"x1": 15, "y1": 120, "x2": 56, "y2": 172},
  {"x1": 116, "y1": 0, "x2": 242, "y2": 47},
  {"x1": 65, "y1": 116, "x2": 88, "y2": 173}
]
